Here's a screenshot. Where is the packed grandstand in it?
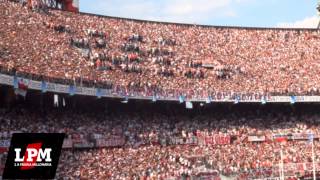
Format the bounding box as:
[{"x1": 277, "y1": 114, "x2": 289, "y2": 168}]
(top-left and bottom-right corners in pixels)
[
  {"x1": 1, "y1": 0, "x2": 320, "y2": 179},
  {"x1": 1, "y1": 94, "x2": 320, "y2": 179},
  {"x1": 2, "y1": 0, "x2": 320, "y2": 97}
]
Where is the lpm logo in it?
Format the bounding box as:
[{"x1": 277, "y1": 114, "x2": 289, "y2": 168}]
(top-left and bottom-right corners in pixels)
[{"x1": 3, "y1": 133, "x2": 65, "y2": 179}]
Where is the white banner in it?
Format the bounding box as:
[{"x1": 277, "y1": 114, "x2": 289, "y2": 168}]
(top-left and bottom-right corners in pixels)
[
  {"x1": 2, "y1": 73, "x2": 320, "y2": 102},
  {"x1": 55, "y1": 84, "x2": 69, "y2": 93},
  {"x1": 248, "y1": 135, "x2": 266, "y2": 142},
  {"x1": 76, "y1": 87, "x2": 95, "y2": 96},
  {"x1": 28, "y1": 80, "x2": 42, "y2": 90},
  {"x1": 0, "y1": 74, "x2": 13, "y2": 85}
]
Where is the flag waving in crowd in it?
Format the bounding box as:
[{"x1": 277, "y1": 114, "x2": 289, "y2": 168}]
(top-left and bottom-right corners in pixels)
[{"x1": 14, "y1": 78, "x2": 29, "y2": 98}]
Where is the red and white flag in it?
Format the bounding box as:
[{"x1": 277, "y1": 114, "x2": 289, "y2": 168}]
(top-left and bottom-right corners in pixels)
[{"x1": 15, "y1": 79, "x2": 29, "y2": 97}]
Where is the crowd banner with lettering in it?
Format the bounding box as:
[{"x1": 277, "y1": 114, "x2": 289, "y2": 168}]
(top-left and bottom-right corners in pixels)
[
  {"x1": 205, "y1": 135, "x2": 230, "y2": 145},
  {"x1": 0, "y1": 139, "x2": 10, "y2": 148},
  {"x1": 169, "y1": 136, "x2": 198, "y2": 146},
  {"x1": 0, "y1": 139, "x2": 10, "y2": 153},
  {"x1": 3, "y1": 73, "x2": 320, "y2": 102},
  {"x1": 291, "y1": 133, "x2": 317, "y2": 140},
  {"x1": 94, "y1": 137, "x2": 125, "y2": 148},
  {"x1": 248, "y1": 135, "x2": 266, "y2": 142},
  {"x1": 269, "y1": 96, "x2": 292, "y2": 102},
  {"x1": 28, "y1": 80, "x2": 42, "y2": 90},
  {"x1": 62, "y1": 138, "x2": 73, "y2": 148},
  {"x1": 299, "y1": 96, "x2": 320, "y2": 102},
  {"x1": 0, "y1": 74, "x2": 13, "y2": 86},
  {"x1": 197, "y1": 134, "x2": 231, "y2": 146},
  {"x1": 55, "y1": 84, "x2": 69, "y2": 94},
  {"x1": 73, "y1": 139, "x2": 95, "y2": 148},
  {"x1": 272, "y1": 134, "x2": 291, "y2": 141},
  {"x1": 270, "y1": 96, "x2": 320, "y2": 103},
  {"x1": 90, "y1": 133, "x2": 104, "y2": 139},
  {"x1": 281, "y1": 162, "x2": 320, "y2": 174},
  {"x1": 76, "y1": 86, "x2": 96, "y2": 96},
  {"x1": 237, "y1": 169, "x2": 274, "y2": 180},
  {"x1": 272, "y1": 133, "x2": 318, "y2": 141},
  {"x1": 95, "y1": 139, "x2": 106, "y2": 147},
  {"x1": 192, "y1": 170, "x2": 220, "y2": 180}
]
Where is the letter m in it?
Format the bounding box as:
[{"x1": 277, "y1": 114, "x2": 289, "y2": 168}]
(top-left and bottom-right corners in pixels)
[{"x1": 37, "y1": 148, "x2": 52, "y2": 162}]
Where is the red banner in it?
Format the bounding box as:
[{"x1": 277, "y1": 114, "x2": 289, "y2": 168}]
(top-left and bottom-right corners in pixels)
[{"x1": 197, "y1": 134, "x2": 230, "y2": 145}]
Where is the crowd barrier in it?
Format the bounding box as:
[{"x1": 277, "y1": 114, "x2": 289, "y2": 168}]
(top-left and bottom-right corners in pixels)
[{"x1": 2, "y1": 73, "x2": 320, "y2": 103}]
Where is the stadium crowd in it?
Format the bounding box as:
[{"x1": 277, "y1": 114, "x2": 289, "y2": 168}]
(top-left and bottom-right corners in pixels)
[
  {"x1": 1, "y1": 105, "x2": 320, "y2": 179},
  {"x1": 1, "y1": 0, "x2": 320, "y2": 98},
  {"x1": 2, "y1": 0, "x2": 320, "y2": 179}
]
